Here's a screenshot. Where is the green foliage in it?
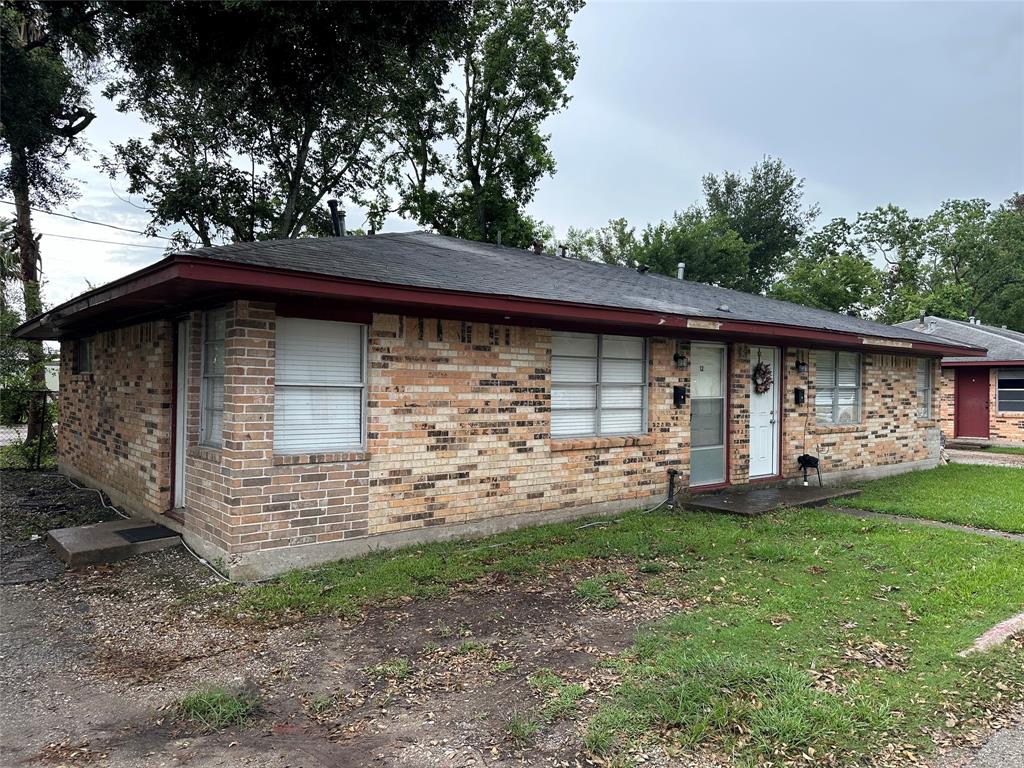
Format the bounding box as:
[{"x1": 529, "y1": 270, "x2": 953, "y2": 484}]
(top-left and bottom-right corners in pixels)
[
  {"x1": 103, "y1": 1, "x2": 462, "y2": 244},
  {"x1": 702, "y1": 157, "x2": 820, "y2": 293},
  {"x1": 365, "y1": 657, "x2": 413, "y2": 680},
  {"x1": 394, "y1": 0, "x2": 583, "y2": 248},
  {"x1": 174, "y1": 688, "x2": 259, "y2": 732},
  {"x1": 564, "y1": 159, "x2": 814, "y2": 291},
  {"x1": 0, "y1": 1, "x2": 101, "y2": 207},
  {"x1": 770, "y1": 218, "x2": 882, "y2": 316},
  {"x1": 841, "y1": 463, "x2": 1024, "y2": 533}
]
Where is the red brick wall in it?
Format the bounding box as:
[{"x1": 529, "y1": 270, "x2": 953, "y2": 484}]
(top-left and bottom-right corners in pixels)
[
  {"x1": 58, "y1": 304, "x2": 942, "y2": 576},
  {"x1": 937, "y1": 367, "x2": 1024, "y2": 446},
  {"x1": 58, "y1": 321, "x2": 173, "y2": 514}
]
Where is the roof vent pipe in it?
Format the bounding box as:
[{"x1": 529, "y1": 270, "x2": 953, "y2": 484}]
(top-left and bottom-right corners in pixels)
[
  {"x1": 968, "y1": 315, "x2": 976, "y2": 325},
  {"x1": 532, "y1": 239, "x2": 543, "y2": 254},
  {"x1": 327, "y1": 199, "x2": 344, "y2": 237},
  {"x1": 677, "y1": 262, "x2": 685, "y2": 280}
]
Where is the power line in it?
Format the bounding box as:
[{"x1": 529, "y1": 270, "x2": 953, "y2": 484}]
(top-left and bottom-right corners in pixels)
[
  {"x1": 0, "y1": 199, "x2": 175, "y2": 241},
  {"x1": 38, "y1": 232, "x2": 169, "y2": 250}
]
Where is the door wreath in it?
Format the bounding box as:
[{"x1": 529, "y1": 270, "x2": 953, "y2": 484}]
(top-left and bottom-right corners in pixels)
[{"x1": 752, "y1": 361, "x2": 773, "y2": 394}]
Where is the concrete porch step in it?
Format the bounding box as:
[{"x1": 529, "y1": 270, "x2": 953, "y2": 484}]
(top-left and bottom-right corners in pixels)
[
  {"x1": 684, "y1": 486, "x2": 862, "y2": 517},
  {"x1": 47, "y1": 518, "x2": 181, "y2": 567}
]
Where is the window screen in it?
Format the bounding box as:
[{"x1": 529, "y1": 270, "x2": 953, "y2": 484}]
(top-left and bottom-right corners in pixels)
[
  {"x1": 814, "y1": 351, "x2": 861, "y2": 425},
  {"x1": 74, "y1": 337, "x2": 94, "y2": 374},
  {"x1": 200, "y1": 308, "x2": 226, "y2": 447},
  {"x1": 551, "y1": 332, "x2": 646, "y2": 437},
  {"x1": 916, "y1": 358, "x2": 933, "y2": 418},
  {"x1": 274, "y1": 317, "x2": 366, "y2": 453},
  {"x1": 997, "y1": 368, "x2": 1024, "y2": 413}
]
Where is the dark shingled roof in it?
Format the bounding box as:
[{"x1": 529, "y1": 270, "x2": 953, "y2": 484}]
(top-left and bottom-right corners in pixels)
[
  {"x1": 895, "y1": 316, "x2": 1024, "y2": 363},
  {"x1": 179, "y1": 231, "x2": 966, "y2": 348}
]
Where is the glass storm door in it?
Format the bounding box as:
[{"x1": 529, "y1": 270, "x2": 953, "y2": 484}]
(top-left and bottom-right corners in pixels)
[{"x1": 690, "y1": 343, "x2": 727, "y2": 487}]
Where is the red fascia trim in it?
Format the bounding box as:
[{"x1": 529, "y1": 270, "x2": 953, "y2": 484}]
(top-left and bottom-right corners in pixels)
[
  {"x1": 173, "y1": 257, "x2": 984, "y2": 357},
  {"x1": 943, "y1": 359, "x2": 1024, "y2": 368}
]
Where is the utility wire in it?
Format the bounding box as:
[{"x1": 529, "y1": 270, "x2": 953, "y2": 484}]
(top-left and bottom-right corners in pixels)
[
  {"x1": 0, "y1": 199, "x2": 175, "y2": 241},
  {"x1": 38, "y1": 232, "x2": 169, "y2": 249}
]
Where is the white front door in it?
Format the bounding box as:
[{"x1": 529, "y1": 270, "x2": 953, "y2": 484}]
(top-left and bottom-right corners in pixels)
[
  {"x1": 173, "y1": 319, "x2": 188, "y2": 508},
  {"x1": 749, "y1": 346, "x2": 780, "y2": 478}
]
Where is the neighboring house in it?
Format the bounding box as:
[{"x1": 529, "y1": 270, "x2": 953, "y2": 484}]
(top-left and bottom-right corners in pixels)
[
  {"x1": 895, "y1": 316, "x2": 1024, "y2": 446},
  {"x1": 14, "y1": 233, "x2": 981, "y2": 579}
]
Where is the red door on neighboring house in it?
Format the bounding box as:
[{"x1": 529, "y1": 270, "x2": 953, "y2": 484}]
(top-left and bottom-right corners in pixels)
[{"x1": 955, "y1": 368, "x2": 990, "y2": 439}]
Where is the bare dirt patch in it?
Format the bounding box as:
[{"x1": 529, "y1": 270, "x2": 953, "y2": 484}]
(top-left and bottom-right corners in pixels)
[{"x1": 1, "y1": 514, "x2": 688, "y2": 767}]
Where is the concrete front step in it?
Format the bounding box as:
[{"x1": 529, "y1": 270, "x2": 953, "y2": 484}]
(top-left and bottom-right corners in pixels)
[
  {"x1": 47, "y1": 518, "x2": 181, "y2": 567},
  {"x1": 684, "y1": 486, "x2": 862, "y2": 516}
]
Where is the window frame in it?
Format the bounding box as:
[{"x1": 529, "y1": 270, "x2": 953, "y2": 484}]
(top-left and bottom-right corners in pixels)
[
  {"x1": 550, "y1": 332, "x2": 648, "y2": 439},
  {"x1": 915, "y1": 358, "x2": 933, "y2": 419},
  {"x1": 996, "y1": 367, "x2": 1024, "y2": 413},
  {"x1": 814, "y1": 350, "x2": 862, "y2": 425},
  {"x1": 273, "y1": 318, "x2": 368, "y2": 453},
  {"x1": 74, "y1": 336, "x2": 94, "y2": 374},
  {"x1": 199, "y1": 308, "x2": 227, "y2": 449}
]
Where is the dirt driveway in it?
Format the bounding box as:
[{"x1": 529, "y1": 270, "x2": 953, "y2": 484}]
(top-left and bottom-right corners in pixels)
[
  {"x1": 1, "y1": 471, "x2": 1020, "y2": 768},
  {"x1": 1, "y1": 474, "x2": 701, "y2": 767}
]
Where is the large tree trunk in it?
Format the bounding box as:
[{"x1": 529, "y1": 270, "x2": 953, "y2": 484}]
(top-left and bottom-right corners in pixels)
[{"x1": 10, "y1": 144, "x2": 47, "y2": 444}]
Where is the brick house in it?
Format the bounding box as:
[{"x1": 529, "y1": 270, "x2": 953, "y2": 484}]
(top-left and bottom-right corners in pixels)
[
  {"x1": 15, "y1": 233, "x2": 981, "y2": 579},
  {"x1": 896, "y1": 316, "x2": 1024, "y2": 446}
]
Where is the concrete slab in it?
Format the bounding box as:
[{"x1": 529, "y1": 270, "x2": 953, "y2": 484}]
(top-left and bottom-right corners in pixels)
[
  {"x1": 684, "y1": 486, "x2": 862, "y2": 516},
  {"x1": 47, "y1": 518, "x2": 181, "y2": 567}
]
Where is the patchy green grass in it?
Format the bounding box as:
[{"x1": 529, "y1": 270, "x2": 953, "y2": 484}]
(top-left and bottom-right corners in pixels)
[
  {"x1": 174, "y1": 688, "x2": 259, "y2": 731},
  {"x1": 365, "y1": 657, "x2": 412, "y2": 680},
  {"x1": 980, "y1": 445, "x2": 1024, "y2": 456},
  {"x1": 233, "y1": 493, "x2": 1024, "y2": 764},
  {"x1": 840, "y1": 464, "x2": 1024, "y2": 533}
]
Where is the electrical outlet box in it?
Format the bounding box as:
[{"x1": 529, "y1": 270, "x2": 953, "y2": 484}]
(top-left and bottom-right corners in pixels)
[
  {"x1": 794, "y1": 387, "x2": 806, "y2": 405},
  {"x1": 673, "y1": 385, "x2": 687, "y2": 407}
]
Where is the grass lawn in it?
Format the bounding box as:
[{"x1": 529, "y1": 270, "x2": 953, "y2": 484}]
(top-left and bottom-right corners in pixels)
[
  {"x1": 238, "y1": 504, "x2": 1024, "y2": 765},
  {"x1": 840, "y1": 464, "x2": 1024, "y2": 533}
]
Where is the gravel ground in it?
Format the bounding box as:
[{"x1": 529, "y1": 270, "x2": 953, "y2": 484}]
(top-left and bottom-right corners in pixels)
[
  {"x1": 945, "y1": 449, "x2": 1024, "y2": 468},
  {"x1": 1, "y1": 470, "x2": 1021, "y2": 767}
]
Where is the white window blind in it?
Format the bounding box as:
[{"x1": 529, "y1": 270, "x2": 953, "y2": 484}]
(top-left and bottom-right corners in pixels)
[
  {"x1": 200, "y1": 308, "x2": 226, "y2": 447},
  {"x1": 274, "y1": 317, "x2": 365, "y2": 453},
  {"x1": 997, "y1": 368, "x2": 1024, "y2": 413},
  {"x1": 551, "y1": 332, "x2": 646, "y2": 437},
  {"x1": 916, "y1": 359, "x2": 932, "y2": 418},
  {"x1": 814, "y1": 350, "x2": 861, "y2": 425}
]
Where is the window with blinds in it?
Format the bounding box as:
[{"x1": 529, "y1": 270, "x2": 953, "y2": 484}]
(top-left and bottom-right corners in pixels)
[
  {"x1": 814, "y1": 350, "x2": 861, "y2": 425},
  {"x1": 997, "y1": 368, "x2": 1024, "y2": 413},
  {"x1": 274, "y1": 317, "x2": 366, "y2": 453},
  {"x1": 916, "y1": 359, "x2": 933, "y2": 418},
  {"x1": 201, "y1": 308, "x2": 226, "y2": 447},
  {"x1": 550, "y1": 332, "x2": 646, "y2": 438}
]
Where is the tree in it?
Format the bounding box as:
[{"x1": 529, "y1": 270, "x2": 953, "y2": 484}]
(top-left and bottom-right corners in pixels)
[
  {"x1": 102, "y1": 1, "x2": 462, "y2": 245},
  {"x1": 0, "y1": 1, "x2": 102, "y2": 441},
  {"x1": 853, "y1": 205, "x2": 929, "y2": 324},
  {"x1": 770, "y1": 218, "x2": 882, "y2": 316},
  {"x1": 702, "y1": 157, "x2": 819, "y2": 293},
  {"x1": 563, "y1": 218, "x2": 640, "y2": 264},
  {"x1": 394, "y1": 0, "x2": 582, "y2": 247},
  {"x1": 635, "y1": 208, "x2": 751, "y2": 287}
]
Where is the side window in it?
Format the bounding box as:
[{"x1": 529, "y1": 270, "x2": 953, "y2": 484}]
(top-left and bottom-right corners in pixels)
[
  {"x1": 74, "y1": 337, "x2": 94, "y2": 374},
  {"x1": 274, "y1": 317, "x2": 366, "y2": 453},
  {"x1": 916, "y1": 358, "x2": 933, "y2": 418},
  {"x1": 200, "y1": 308, "x2": 226, "y2": 447},
  {"x1": 814, "y1": 350, "x2": 861, "y2": 424}
]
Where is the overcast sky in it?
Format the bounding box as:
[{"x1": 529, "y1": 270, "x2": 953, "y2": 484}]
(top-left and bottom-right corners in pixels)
[{"x1": 15, "y1": 0, "x2": 1024, "y2": 309}]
